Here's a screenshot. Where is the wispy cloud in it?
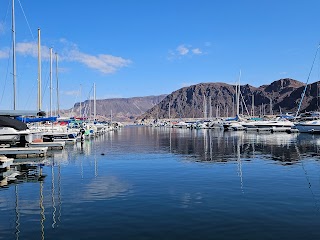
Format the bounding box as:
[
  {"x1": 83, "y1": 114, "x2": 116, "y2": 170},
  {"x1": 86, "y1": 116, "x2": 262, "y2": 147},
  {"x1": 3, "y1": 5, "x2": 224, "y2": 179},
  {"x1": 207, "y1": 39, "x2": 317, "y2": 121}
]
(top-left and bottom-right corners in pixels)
[
  {"x1": 279, "y1": 71, "x2": 288, "y2": 75},
  {"x1": 192, "y1": 48, "x2": 202, "y2": 55},
  {"x1": 0, "y1": 38, "x2": 131, "y2": 74},
  {"x1": 62, "y1": 90, "x2": 80, "y2": 96},
  {"x1": 66, "y1": 49, "x2": 131, "y2": 74},
  {"x1": 15, "y1": 42, "x2": 48, "y2": 58},
  {"x1": 168, "y1": 44, "x2": 205, "y2": 60},
  {"x1": 177, "y1": 45, "x2": 190, "y2": 55},
  {"x1": 0, "y1": 48, "x2": 9, "y2": 58}
]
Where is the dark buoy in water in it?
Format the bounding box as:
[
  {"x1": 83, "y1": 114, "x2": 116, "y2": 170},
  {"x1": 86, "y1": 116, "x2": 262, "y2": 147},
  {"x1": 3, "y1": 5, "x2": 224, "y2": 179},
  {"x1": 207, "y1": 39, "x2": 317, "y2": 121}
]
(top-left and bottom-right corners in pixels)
[{"x1": 101, "y1": 153, "x2": 105, "y2": 155}]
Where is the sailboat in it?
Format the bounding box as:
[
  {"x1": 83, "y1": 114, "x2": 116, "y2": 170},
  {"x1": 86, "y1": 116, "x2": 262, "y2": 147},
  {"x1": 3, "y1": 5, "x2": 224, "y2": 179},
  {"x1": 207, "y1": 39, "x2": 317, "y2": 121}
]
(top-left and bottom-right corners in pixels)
[
  {"x1": 223, "y1": 71, "x2": 246, "y2": 131},
  {"x1": 0, "y1": 0, "x2": 41, "y2": 147},
  {"x1": 82, "y1": 83, "x2": 108, "y2": 138},
  {"x1": 292, "y1": 44, "x2": 320, "y2": 133}
]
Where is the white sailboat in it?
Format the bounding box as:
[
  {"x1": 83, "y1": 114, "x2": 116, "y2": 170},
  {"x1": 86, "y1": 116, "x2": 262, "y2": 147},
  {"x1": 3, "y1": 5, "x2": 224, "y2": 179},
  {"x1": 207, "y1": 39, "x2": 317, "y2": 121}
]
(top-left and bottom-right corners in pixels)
[
  {"x1": 223, "y1": 70, "x2": 246, "y2": 131},
  {"x1": 0, "y1": 0, "x2": 35, "y2": 147},
  {"x1": 293, "y1": 44, "x2": 320, "y2": 133}
]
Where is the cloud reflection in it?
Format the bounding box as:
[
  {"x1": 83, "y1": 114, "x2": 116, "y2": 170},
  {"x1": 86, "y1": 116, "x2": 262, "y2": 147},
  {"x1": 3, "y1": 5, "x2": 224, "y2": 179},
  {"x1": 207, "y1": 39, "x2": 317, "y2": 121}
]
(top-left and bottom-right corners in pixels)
[{"x1": 80, "y1": 176, "x2": 130, "y2": 202}]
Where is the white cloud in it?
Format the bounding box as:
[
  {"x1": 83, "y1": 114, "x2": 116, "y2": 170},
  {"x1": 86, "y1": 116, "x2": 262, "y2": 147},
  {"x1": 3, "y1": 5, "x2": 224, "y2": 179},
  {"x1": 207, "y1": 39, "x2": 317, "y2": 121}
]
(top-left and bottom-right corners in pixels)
[
  {"x1": 192, "y1": 48, "x2": 202, "y2": 55},
  {"x1": 66, "y1": 49, "x2": 131, "y2": 74},
  {"x1": 0, "y1": 48, "x2": 9, "y2": 58},
  {"x1": 62, "y1": 90, "x2": 80, "y2": 96},
  {"x1": 169, "y1": 44, "x2": 204, "y2": 60},
  {"x1": 0, "y1": 39, "x2": 131, "y2": 74},
  {"x1": 177, "y1": 45, "x2": 189, "y2": 55}
]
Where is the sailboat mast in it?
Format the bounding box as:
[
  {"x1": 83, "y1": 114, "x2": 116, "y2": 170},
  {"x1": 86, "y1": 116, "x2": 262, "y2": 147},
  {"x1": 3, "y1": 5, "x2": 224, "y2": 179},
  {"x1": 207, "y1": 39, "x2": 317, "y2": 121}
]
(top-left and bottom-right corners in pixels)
[
  {"x1": 252, "y1": 94, "x2": 254, "y2": 117},
  {"x1": 50, "y1": 48, "x2": 53, "y2": 117},
  {"x1": 79, "y1": 84, "x2": 82, "y2": 119},
  {"x1": 37, "y1": 28, "x2": 42, "y2": 111},
  {"x1": 93, "y1": 83, "x2": 96, "y2": 121},
  {"x1": 295, "y1": 44, "x2": 320, "y2": 118},
  {"x1": 209, "y1": 97, "x2": 212, "y2": 119},
  {"x1": 203, "y1": 95, "x2": 207, "y2": 119},
  {"x1": 236, "y1": 70, "x2": 241, "y2": 116},
  {"x1": 12, "y1": 0, "x2": 17, "y2": 110},
  {"x1": 55, "y1": 53, "x2": 60, "y2": 116}
]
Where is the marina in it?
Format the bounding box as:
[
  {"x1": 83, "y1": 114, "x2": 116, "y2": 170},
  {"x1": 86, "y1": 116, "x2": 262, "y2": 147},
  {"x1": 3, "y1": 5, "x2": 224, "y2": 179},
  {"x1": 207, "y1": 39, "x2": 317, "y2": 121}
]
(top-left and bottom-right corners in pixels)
[{"x1": 1, "y1": 0, "x2": 320, "y2": 239}]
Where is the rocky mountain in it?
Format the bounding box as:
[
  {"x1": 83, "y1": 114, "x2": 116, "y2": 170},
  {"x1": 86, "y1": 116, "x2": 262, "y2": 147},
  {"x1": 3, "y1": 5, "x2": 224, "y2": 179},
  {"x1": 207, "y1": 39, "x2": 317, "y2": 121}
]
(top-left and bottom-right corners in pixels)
[
  {"x1": 62, "y1": 95, "x2": 167, "y2": 122},
  {"x1": 139, "y1": 78, "x2": 319, "y2": 120}
]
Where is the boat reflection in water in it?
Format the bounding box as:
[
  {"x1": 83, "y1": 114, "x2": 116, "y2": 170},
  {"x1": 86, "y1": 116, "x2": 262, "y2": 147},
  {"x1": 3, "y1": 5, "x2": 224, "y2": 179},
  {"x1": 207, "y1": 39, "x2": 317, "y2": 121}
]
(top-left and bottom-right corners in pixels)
[
  {"x1": 2, "y1": 127, "x2": 320, "y2": 240},
  {"x1": 159, "y1": 128, "x2": 307, "y2": 164}
]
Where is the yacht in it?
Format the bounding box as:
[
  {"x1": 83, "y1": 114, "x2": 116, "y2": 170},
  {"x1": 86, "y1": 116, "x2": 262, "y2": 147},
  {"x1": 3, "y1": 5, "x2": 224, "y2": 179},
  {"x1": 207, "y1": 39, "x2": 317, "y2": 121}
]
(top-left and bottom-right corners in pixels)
[
  {"x1": 0, "y1": 116, "x2": 31, "y2": 147},
  {"x1": 294, "y1": 120, "x2": 320, "y2": 133},
  {"x1": 243, "y1": 117, "x2": 294, "y2": 132}
]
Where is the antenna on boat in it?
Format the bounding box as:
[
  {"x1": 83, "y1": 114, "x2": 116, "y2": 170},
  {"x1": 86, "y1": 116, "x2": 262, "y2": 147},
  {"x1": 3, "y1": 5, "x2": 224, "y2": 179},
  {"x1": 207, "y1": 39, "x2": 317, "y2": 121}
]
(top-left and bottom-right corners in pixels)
[{"x1": 295, "y1": 43, "x2": 320, "y2": 118}]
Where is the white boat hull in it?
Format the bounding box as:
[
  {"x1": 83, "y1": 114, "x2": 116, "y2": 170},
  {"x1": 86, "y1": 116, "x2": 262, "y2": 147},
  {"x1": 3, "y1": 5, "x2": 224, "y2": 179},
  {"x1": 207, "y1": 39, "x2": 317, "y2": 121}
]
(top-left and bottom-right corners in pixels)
[{"x1": 294, "y1": 121, "x2": 320, "y2": 133}]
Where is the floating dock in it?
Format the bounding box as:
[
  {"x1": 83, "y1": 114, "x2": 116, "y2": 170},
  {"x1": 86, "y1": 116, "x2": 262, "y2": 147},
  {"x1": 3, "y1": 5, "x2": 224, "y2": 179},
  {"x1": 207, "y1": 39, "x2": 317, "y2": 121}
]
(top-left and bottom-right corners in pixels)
[
  {"x1": 53, "y1": 138, "x2": 77, "y2": 144},
  {"x1": 28, "y1": 141, "x2": 65, "y2": 150},
  {"x1": 0, "y1": 147, "x2": 48, "y2": 158}
]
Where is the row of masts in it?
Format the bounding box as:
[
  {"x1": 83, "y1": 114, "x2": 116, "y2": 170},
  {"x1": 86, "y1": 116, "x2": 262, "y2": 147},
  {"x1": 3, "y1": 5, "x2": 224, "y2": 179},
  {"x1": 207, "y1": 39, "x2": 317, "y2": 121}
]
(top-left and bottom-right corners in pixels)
[
  {"x1": 11, "y1": 0, "x2": 60, "y2": 116},
  {"x1": 79, "y1": 83, "x2": 96, "y2": 121},
  {"x1": 164, "y1": 89, "x2": 275, "y2": 120}
]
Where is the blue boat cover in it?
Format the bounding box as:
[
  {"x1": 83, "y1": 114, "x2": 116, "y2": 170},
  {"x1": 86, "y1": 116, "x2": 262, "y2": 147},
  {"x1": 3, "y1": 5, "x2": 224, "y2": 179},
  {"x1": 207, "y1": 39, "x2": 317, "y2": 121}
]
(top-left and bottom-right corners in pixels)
[{"x1": 16, "y1": 116, "x2": 57, "y2": 123}]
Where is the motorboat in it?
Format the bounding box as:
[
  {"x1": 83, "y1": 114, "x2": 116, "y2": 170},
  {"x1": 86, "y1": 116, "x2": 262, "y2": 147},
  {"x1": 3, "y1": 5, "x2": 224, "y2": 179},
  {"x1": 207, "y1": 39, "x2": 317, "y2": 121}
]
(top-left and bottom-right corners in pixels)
[
  {"x1": 0, "y1": 116, "x2": 31, "y2": 147},
  {"x1": 294, "y1": 120, "x2": 320, "y2": 133}
]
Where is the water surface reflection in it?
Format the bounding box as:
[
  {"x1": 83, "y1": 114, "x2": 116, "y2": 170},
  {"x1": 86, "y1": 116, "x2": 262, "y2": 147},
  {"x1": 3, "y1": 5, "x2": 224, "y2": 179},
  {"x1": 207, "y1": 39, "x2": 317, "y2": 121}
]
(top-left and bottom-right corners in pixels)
[{"x1": 1, "y1": 126, "x2": 320, "y2": 240}]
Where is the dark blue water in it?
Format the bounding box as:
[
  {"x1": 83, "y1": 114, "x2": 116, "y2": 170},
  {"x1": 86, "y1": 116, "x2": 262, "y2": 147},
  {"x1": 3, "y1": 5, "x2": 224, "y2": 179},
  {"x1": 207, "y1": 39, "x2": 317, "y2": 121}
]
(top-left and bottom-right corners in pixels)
[{"x1": 1, "y1": 126, "x2": 320, "y2": 240}]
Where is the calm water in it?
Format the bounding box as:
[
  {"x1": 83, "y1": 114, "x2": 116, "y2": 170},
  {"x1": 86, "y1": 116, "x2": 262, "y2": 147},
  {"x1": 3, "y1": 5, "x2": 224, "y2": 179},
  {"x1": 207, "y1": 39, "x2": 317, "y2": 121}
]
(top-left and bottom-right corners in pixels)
[{"x1": 1, "y1": 126, "x2": 320, "y2": 240}]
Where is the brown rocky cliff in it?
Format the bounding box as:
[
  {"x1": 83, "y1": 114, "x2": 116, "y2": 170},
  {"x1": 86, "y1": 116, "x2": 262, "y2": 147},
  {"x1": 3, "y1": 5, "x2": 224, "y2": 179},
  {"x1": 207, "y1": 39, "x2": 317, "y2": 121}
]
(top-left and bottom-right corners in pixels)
[{"x1": 139, "y1": 78, "x2": 319, "y2": 119}]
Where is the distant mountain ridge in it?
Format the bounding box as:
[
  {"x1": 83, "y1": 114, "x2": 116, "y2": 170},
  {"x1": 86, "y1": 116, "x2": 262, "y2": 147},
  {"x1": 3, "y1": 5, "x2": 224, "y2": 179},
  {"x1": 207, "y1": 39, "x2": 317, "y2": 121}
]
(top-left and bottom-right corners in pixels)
[
  {"x1": 62, "y1": 78, "x2": 320, "y2": 122},
  {"x1": 63, "y1": 95, "x2": 167, "y2": 122},
  {"x1": 139, "y1": 78, "x2": 319, "y2": 120}
]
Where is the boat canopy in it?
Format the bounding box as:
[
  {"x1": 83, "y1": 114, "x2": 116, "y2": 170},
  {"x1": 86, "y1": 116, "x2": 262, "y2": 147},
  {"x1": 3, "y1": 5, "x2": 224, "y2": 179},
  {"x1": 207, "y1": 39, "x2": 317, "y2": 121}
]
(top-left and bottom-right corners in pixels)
[
  {"x1": 0, "y1": 116, "x2": 28, "y2": 130},
  {"x1": 15, "y1": 116, "x2": 57, "y2": 123}
]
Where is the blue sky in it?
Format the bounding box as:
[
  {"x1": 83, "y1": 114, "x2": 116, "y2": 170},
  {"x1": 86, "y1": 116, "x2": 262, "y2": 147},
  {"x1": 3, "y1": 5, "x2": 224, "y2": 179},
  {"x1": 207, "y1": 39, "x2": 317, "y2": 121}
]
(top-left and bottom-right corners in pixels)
[{"x1": 0, "y1": 0, "x2": 320, "y2": 111}]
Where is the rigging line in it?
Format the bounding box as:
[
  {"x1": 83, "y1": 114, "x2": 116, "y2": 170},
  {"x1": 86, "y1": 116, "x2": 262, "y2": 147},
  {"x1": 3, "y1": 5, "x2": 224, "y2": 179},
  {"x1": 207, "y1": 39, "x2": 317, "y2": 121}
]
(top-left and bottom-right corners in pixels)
[
  {"x1": 42, "y1": 69, "x2": 51, "y2": 103},
  {"x1": 295, "y1": 144, "x2": 320, "y2": 213},
  {"x1": 2, "y1": 0, "x2": 10, "y2": 26},
  {"x1": 0, "y1": 0, "x2": 12, "y2": 105},
  {"x1": 41, "y1": 56, "x2": 51, "y2": 107},
  {"x1": 239, "y1": 90, "x2": 250, "y2": 116},
  {"x1": 0, "y1": 47, "x2": 11, "y2": 105},
  {"x1": 23, "y1": 77, "x2": 37, "y2": 109},
  {"x1": 295, "y1": 43, "x2": 320, "y2": 118},
  {"x1": 17, "y1": 0, "x2": 35, "y2": 40}
]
